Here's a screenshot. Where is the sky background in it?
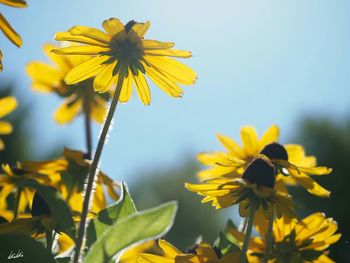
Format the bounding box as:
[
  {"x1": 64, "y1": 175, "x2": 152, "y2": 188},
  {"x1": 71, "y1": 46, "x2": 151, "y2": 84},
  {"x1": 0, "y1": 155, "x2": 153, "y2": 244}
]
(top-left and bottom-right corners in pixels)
[{"x1": 1, "y1": 0, "x2": 349, "y2": 183}]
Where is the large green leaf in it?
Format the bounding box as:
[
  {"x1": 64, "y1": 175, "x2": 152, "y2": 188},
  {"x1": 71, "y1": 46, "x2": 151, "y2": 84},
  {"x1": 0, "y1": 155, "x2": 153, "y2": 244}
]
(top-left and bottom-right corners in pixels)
[
  {"x1": 86, "y1": 181, "x2": 137, "y2": 248},
  {"x1": 20, "y1": 179, "x2": 76, "y2": 240},
  {"x1": 0, "y1": 235, "x2": 56, "y2": 263},
  {"x1": 84, "y1": 201, "x2": 178, "y2": 263}
]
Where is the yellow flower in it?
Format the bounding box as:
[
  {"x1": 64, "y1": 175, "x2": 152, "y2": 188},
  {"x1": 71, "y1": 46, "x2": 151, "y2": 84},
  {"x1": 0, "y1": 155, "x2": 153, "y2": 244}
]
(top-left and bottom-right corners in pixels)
[
  {"x1": 0, "y1": 163, "x2": 52, "y2": 214},
  {"x1": 53, "y1": 18, "x2": 196, "y2": 105},
  {"x1": 26, "y1": 44, "x2": 109, "y2": 125},
  {"x1": 0, "y1": 96, "x2": 17, "y2": 150},
  {"x1": 186, "y1": 158, "x2": 294, "y2": 219},
  {"x1": 0, "y1": 0, "x2": 27, "y2": 70},
  {"x1": 139, "y1": 239, "x2": 239, "y2": 263},
  {"x1": 197, "y1": 125, "x2": 331, "y2": 197},
  {"x1": 23, "y1": 148, "x2": 119, "y2": 214},
  {"x1": 229, "y1": 213, "x2": 341, "y2": 262}
]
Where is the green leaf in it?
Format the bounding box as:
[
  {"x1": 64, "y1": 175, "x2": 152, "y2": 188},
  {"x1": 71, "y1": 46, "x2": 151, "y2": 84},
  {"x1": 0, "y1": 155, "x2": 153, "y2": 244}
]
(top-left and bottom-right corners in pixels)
[
  {"x1": 86, "y1": 181, "x2": 137, "y2": 248},
  {"x1": 20, "y1": 179, "x2": 76, "y2": 240},
  {"x1": 55, "y1": 257, "x2": 71, "y2": 263},
  {"x1": 0, "y1": 235, "x2": 56, "y2": 263},
  {"x1": 214, "y1": 219, "x2": 241, "y2": 256},
  {"x1": 84, "y1": 201, "x2": 178, "y2": 263}
]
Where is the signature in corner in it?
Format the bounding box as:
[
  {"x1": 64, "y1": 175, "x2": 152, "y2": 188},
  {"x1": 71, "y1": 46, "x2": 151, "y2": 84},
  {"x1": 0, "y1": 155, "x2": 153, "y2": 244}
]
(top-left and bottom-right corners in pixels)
[{"x1": 7, "y1": 250, "x2": 24, "y2": 260}]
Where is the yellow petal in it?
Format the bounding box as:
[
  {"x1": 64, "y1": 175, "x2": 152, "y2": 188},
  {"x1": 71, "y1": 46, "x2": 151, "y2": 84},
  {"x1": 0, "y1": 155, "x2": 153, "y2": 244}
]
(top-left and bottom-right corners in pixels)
[
  {"x1": 0, "y1": 50, "x2": 3, "y2": 71},
  {"x1": 145, "y1": 56, "x2": 196, "y2": 85},
  {"x1": 26, "y1": 61, "x2": 63, "y2": 89},
  {"x1": 240, "y1": 126, "x2": 259, "y2": 156},
  {"x1": 0, "y1": 138, "x2": 4, "y2": 150},
  {"x1": 54, "y1": 98, "x2": 82, "y2": 125},
  {"x1": 0, "y1": 13, "x2": 22, "y2": 47},
  {"x1": 42, "y1": 43, "x2": 70, "y2": 70},
  {"x1": 158, "y1": 239, "x2": 182, "y2": 257},
  {"x1": 53, "y1": 45, "x2": 109, "y2": 55},
  {"x1": 128, "y1": 21, "x2": 150, "y2": 40},
  {"x1": 55, "y1": 31, "x2": 108, "y2": 47},
  {"x1": 143, "y1": 62, "x2": 183, "y2": 98},
  {"x1": 0, "y1": 121, "x2": 13, "y2": 134},
  {"x1": 259, "y1": 125, "x2": 280, "y2": 149},
  {"x1": 0, "y1": 0, "x2": 27, "y2": 7},
  {"x1": 93, "y1": 61, "x2": 117, "y2": 93},
  {"x1": 69, "y1": 26, "x2": 111, "y2": 44},
  {"x1": 119, "y1": 69, "x2": 132, "y2": 103},
  {"x1": 133, "y1": 71, "x2": 151, "y2": 105},
  {"x1": 90, "y1": 96, "x2": 107, "y2": 123},
  {"x1": 145, "y1": 49, "x2": 192, "y2": 58},
  {"x1": 64, "y1": 56, "x2": 107, "y2": 84},
  {"x1": 102, "y1": 18, "x2": 126, "y2": 37},
  {"x1": 143, "y1": 40, "x2": 175, "y2": 50},
  {"x1": 216, "y1": 133, "x2": 246, "y2": 158},
  {"x1": 0, "y1": 96, "x2": 17, "y2": 118}
]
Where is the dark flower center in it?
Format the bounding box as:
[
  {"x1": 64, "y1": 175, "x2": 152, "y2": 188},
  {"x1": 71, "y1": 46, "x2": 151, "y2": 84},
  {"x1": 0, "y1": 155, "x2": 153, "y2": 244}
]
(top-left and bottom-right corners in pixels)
[
  {"x1": 260, "y1": 142, "x2": 288, "y2": 161},
  {"x1": 242, "y1": 158, "x2": 276, "y2": 188}
]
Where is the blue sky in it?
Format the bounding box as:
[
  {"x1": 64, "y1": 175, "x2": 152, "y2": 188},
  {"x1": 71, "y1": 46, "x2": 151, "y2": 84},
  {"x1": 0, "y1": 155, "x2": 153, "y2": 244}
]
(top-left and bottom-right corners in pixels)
[{"x1": 1, "y1": 0, "x2": 349, "y2": 183}]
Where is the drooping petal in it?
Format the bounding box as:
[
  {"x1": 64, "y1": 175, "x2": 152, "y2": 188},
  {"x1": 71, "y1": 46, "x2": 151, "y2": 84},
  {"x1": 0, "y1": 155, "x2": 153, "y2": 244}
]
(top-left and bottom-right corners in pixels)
[
  {"x1": 64, "y1": 56, "x2": 107, "y2": 84},
  {"x1": 145, "y1": 49, "x2": 192, "y2": 58},
  {"x1": 53, "y1": 45, "x2": 109, "y2": 55},
  {"x1": 144, "y1": 63, "x2": 183, "y2": 98},
  {"x1": 0, "y1": 96, "x2": 17, "y2": 118},
  {"x1": 93, "y1": 61, "x2": 117, "y2": 93},
  {"x1": 145, "y1": 56, "x2": 196, "y2": 85},
  {"x1": 54, "y1": 98, "x2": 82, "y2": 125},
  {"x1": 0, "y1": 13, "x2": 22, "y2": 47},
  {"x1": 68, "y1": 26, "x2": 111, "y2": 44},
  {"x1": 133, "y1": 71, "x2": 151, "y2": 105},
  {"x1": 119, "y1": 69, "x2": 132, "y2": 103}
]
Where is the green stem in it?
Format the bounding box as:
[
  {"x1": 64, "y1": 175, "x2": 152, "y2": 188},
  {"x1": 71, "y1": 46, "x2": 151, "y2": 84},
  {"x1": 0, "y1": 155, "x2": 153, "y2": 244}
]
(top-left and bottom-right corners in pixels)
[
  {"x1": 263, "y1": 210, "x2": 274, "y2": 263},
  {"x1": 83, "y1": 91, "x2": 93, "y2": 160},
  {"x1": 46, "y1": 230, "x2": 53, "y2": 253},
  {"x1": 13, "y1": 188, "x2": 21, "y2": 219},
  {"x1": 73, "y1": 74, "x2": 124, "y2": 263},
  {"x1": 240, "y1": 205, "x2": 255, "y2": 263}
]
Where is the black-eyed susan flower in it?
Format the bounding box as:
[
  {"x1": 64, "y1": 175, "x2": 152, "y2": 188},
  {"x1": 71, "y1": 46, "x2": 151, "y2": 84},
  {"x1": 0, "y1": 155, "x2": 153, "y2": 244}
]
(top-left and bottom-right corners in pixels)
[
  {"x1": 53, "y1": 18, "x2": 197, "y2": 105},
  {"x1": 0, "y1": 0, "x2": 27, "y2": 70},
  {"x1": 0, "y1": 96, "x2": 17, "y2": 150},
  {"x1": 197, "y1": 125, "x2": 332, "y2": 198},
  {"x1": 139, "y1": 239, "x2": 239, "y2": 263},
  {"x1": 26, "y1": 44, "x2": 109, "y2": 125},
  {"x1": 229, "y1": 213, "x2": 341, "y2": 263},
  {"x1": 186, "y1": 157, "x2": 294, "y2": 219}
]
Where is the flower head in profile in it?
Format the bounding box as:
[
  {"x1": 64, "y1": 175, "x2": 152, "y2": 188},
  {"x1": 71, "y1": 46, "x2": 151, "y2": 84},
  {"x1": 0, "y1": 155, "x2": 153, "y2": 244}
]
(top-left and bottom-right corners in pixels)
[
  {"x1": 26, "y1": 43, "x2": 109, "y2": 125},
  {"x1": 186, "y1": 157, "x2": 294, "y2": 219},
  {"x1": 197, "y1": 125, "x2": 332, "y2": 197},
  {"x1": 53, "y1": 18, "x2": 196, "y2": 105},
  {"x1": 0, "y1": 0, "x2": 27, "y2": 70},
  {"x1": 139, "y1": 239, "x2": 239, "y2": 263},
  {"x1": 0, "y1": 96, "x2": 17, "y2": 150},
  {"x1": 229, "y1": 213, "x2": 341, "y2": 262}
]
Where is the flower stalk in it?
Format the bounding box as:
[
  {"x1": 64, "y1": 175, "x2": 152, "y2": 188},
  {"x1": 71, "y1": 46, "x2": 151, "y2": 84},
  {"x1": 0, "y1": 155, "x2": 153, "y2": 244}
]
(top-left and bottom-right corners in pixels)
[
  {"x1": 13, "y1": 187, "x2": 21, "y2": 219},
  {"x1": 83, "y1": 91, "x2": 93, "y2": 160},
  {"x1": 73, "y1": 73, "x2": 125, "y2": 263},
  {"x1": 263, "y1": 209, "x2": 274, "y2": 263},
  {"x1": 240, "y1": 204, "x2": 256, "y2": 263}
]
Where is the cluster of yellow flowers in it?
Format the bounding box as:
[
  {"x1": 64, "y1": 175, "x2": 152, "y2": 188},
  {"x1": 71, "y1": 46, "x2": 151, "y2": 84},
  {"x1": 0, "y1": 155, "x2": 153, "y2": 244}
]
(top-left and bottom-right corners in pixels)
[{"x1": 0, "y1": 1, "x2": 341, "y2": 262}]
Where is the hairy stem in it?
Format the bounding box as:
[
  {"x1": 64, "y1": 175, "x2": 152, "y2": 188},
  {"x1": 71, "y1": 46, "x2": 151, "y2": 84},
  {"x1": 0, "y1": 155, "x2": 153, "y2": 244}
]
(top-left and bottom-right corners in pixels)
[
  {"x1": 73, "y1": 75, "x2": 124, "y2": 263},
  {"x1": 240, "y1": 205, "x2": 256, "y2": 263},
  {"x1": 263, "y1": 209, "x2": 274, "y2": 263},
  {"x1": 83, "y1": 91, "x2": 93, "y2": 160}
]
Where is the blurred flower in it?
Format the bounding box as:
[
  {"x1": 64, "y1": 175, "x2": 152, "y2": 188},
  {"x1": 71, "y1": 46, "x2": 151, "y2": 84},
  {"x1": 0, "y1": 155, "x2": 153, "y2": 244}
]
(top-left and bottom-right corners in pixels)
[
  {"x1": 197, "y1": 125, "x2": 331, "y2": 197},
  {"x1": 186, "y1": 158, "x2": 294, "y2": 219},
  {"x1": 26, "y1": 43, "x2": 109, "y2": 125},
  {"x1": 0, "y1": 162, "x2": 52, "y2": 214},
  {"x1": 229, "y1": 213, "x2": 341, "y2": 262},
  {"x1": 53, "y1": 18, "x2": 196, "y2": 105},
  {"x1": 139, "y1": 239, "x2": 239, "y2": 263},
  {"x1": 0, "y1": 0, "x2": 27, "y2": 70},
  {"x1": 0, "y1": 96, "x2": 17, "y2": 150}
]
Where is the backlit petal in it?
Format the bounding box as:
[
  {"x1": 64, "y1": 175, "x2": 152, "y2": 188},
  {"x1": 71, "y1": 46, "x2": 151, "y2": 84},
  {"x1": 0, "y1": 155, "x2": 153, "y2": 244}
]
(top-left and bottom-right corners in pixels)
[
  {"x1": 133, "y1": 71, "x2": 151, "y2": 105},
  {"x1": 0, "y1": 96, "x2": 17, "y2": 118},
  {"x1": 0, "y1": 13, "x2": 22, "y2": 47}
]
